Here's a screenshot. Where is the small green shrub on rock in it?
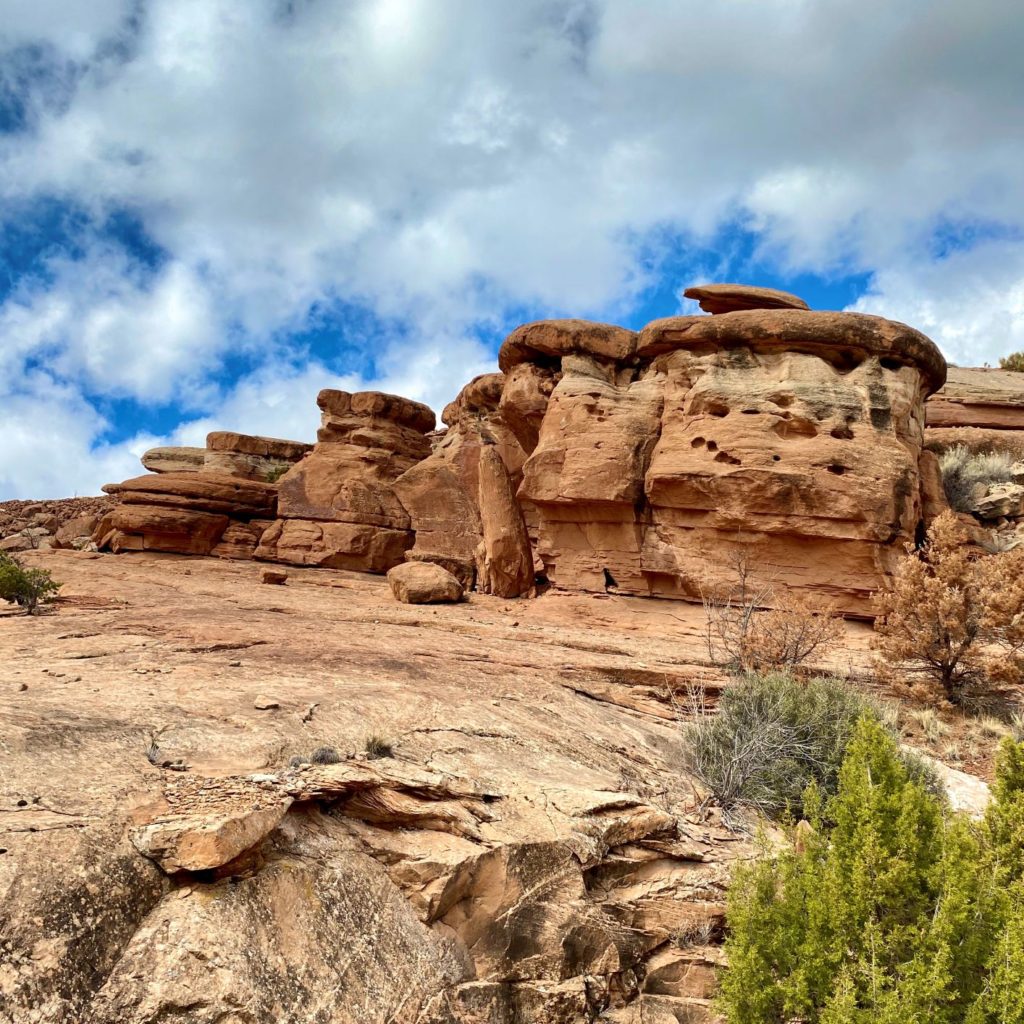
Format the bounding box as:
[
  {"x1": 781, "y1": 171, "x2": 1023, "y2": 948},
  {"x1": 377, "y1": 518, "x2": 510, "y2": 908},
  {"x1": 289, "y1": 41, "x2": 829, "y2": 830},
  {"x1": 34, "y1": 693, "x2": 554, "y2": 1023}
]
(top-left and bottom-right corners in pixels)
[
  {"x1": 938, "y1": 443, "x2": 1014, "y2": 512},
  {"x1": 0, "y1": 554, "x2": 61, "y2": 614},
  {"x1": 1000, "y1": 351, "x2": 1024, "y2": 372}
]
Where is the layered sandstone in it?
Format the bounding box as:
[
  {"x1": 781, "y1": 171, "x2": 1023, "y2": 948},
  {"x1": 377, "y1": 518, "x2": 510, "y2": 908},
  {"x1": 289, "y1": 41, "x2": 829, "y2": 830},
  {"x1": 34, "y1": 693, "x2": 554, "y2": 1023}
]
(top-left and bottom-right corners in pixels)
[
  {"x1": 502, "y1": 307, "x2": 945, "y2": 614},
  {"x1": 254, "y1": 390, "x2": 435, "y2": 572},
  {"x1": 393, "y1": 373, "x2": 534, "y2": 595},
  {"x1": 93, "y1": 431, "x2": 308, "y2": 559}
]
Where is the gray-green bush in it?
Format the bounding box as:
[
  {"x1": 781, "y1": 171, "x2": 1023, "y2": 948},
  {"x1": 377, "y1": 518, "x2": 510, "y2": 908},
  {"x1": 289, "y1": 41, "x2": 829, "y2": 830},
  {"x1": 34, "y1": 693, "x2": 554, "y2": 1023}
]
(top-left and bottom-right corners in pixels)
[
  {"x1": 681, "y1": 673, "x2": 939, "y2": 819},
  {"x1": 938, "y1": 444, "x2": 1015, "y2": 512}
]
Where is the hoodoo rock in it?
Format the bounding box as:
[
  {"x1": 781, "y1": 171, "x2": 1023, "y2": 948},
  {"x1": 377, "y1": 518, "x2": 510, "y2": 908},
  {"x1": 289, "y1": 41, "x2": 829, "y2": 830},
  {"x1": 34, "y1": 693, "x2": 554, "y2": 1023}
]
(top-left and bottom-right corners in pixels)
[
  {"x1": 504, "y1": 304, "x2": 945, "y2": 614},
  {"x1": 254, "y1": 390, "x2": 435, "y2": 572},
  {"x1": 92, "y1": 284, "x2": 950, "y2": 616},
  {"x1": 393, "y1": 373, "x2": 534, "y2": 595}
]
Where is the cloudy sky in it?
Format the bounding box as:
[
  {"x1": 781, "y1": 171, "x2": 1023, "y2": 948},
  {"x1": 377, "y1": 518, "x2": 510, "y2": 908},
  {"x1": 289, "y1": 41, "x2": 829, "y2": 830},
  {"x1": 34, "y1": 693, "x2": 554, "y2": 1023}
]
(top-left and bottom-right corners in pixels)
[{"x1": 1, "y1": 0, "x2": 1022, "y2": 498}]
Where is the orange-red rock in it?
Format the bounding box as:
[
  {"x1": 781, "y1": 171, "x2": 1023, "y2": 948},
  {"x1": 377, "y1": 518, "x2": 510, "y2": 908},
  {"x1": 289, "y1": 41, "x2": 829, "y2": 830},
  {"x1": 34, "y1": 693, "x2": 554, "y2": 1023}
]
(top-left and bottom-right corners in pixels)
[
  {"x1": 503, "y1": 306, "x2": 946, "y2": 614},
  {"x1": 393, "y1": 374, "x2": 534, "y2": 596},
  {"x1": 683, "y1": 282, "x2": 810, "y2": 314}
]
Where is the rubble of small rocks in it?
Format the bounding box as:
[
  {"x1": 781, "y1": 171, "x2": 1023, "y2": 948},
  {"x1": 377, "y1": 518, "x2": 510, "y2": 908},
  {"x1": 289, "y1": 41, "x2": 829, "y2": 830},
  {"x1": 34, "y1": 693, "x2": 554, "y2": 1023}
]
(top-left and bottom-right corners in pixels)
[
  {"x1": 93, "y1": 284, "x2": 950, "y2": 616},
  {"x1": 0, "y1": 496, "x2": 111, "y2": 553}
]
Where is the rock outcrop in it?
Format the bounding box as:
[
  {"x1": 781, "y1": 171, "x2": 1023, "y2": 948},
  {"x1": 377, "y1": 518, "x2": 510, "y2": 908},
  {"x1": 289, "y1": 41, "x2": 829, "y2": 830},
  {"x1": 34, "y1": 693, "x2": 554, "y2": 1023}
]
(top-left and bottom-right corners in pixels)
[
  {"x1": 926, "y1": 367, "x2": 1024, "y2": 461},
  {"x1": 504, "y1": 308, "x2": 944, "y2": 614},
  {"x1": 393, "y1": 373, "x2": 534, "y2": 595},
  {"x1": 94, "y1": 432, "x2": 310, "y2": 559},
  {"x1": 92, "y1": 284, "x2": 949, "y2": 615},
  {"x1": 0, "y1": 497, "x2": 111, "y2": 553},
  {"x1": 254, "y1": 390, "x2": 435, "y2": 572}
]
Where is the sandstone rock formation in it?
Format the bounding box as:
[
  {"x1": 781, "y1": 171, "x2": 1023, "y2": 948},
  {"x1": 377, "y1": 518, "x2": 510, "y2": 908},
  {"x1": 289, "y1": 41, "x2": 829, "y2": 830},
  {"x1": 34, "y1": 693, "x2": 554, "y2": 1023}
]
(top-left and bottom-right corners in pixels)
[
  {"x1": 92, "y1": 284, "x2": 951, "y2": 615},
  {"x1": 0, "y1": 497, "x2": 110, "y2": 553},
  {"x1": 926, "y1": 366, "x2": 1024, "y2": 464},
  {"x1": 503, "y1": 308, "x2": 945, "y2": 614},
  {"x1": 387, "y1": 560, "x2": 464, "y2": 603},
  {"x1": 254, "y1": 390, "x2": 435, "y2": 572},
  {"x1": 393, "y1": 373, "x2": 534, "y2": 595},
  {"x1": 0, "y1": 549, "x2": 759, "y2": 1024},
  {"x1": 94, "y1": 431, "x2": 310, "y2": 559}
]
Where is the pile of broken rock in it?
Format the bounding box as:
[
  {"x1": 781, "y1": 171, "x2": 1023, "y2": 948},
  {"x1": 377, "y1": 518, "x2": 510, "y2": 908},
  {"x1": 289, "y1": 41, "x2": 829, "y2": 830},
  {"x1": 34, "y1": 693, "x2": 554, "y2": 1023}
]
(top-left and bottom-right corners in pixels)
[{"x1": 0, "y1": 496, "x2": 111, "y2": 554}]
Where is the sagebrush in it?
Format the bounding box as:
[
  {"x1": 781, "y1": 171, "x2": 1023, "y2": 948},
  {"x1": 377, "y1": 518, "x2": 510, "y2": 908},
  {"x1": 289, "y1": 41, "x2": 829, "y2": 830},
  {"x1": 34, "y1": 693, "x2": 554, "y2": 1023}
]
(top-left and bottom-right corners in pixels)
[{"x1": 938, "y1": 443, "x2": 1015, "y2": 512}]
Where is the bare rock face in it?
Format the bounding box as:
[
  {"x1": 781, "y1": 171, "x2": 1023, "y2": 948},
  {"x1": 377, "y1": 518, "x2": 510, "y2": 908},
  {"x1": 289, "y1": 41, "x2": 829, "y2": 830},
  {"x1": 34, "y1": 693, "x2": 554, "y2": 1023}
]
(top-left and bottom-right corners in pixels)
[
  {"x1": 387, "y1": 560, "x2": 464, "y2": 604},
  {"x1": 503, "y1": 302, "x2": 946, "y2": 614},
  {"x1": 254, "y1": 391, "x2": 435, "y2": 572},
  {"x1": 393, "y1": 374, "x2": 534, "y2": 596},
  {"x1": 927, "y1": 366, "x2": 1024, "y2": 431}
]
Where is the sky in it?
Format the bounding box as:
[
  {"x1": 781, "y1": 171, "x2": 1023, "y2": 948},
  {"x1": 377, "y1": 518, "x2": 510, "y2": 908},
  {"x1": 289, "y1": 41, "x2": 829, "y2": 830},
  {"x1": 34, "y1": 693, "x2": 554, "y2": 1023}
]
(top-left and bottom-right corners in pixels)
[{"x1": 1, "y1": 0, "x2": 1022, "y2": 498}]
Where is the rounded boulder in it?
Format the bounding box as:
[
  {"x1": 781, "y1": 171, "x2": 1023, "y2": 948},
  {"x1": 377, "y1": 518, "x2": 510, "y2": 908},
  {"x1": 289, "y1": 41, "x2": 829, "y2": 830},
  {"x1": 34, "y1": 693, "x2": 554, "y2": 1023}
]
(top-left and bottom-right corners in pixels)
[{"x1": 387, "y1": 561, "x2": 464, "y2": 604}]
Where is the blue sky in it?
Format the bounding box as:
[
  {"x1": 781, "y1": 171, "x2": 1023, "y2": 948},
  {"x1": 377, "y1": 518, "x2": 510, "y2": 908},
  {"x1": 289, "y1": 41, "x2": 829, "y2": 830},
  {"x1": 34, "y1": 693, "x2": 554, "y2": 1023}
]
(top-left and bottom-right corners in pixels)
[{"x1": 1, "y1": 0, "x2": 1023, "y2": 498}]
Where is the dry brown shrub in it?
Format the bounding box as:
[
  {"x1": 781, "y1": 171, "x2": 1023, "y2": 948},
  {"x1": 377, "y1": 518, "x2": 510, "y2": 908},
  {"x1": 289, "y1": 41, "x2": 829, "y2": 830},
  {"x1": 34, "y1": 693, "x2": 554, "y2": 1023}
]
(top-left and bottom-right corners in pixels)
[
  {"x1": 874, "y1": 511, "x2": 1024, "y2": 704},
  {"x1": 703, "y1": 554, "x2": 842, "y2": 675}
]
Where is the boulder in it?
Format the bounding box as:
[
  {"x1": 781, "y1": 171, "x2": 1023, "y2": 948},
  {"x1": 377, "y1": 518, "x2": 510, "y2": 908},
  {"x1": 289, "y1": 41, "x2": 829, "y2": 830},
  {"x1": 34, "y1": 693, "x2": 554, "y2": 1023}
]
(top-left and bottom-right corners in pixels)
[
  {"x1": 973, "y1": 483, "x2": 1024, "y2": 520},
  {"x1": 141, "y1": 447, "x2": 206, "y2": 474},
  {"x1": 104, "y1": 473, "x2": 277, "y2": 518},
  {"x1": 387, "y1": 561, "x2": 464, "y2": 604},
  {"x1": 683, "y1": 282, "x2": 810, "y2": 314}
]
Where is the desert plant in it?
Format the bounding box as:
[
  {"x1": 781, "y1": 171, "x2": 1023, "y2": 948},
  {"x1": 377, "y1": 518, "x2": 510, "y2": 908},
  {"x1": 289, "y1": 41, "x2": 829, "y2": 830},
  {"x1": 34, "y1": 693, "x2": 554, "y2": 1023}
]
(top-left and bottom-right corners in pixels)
[
  {"x1": 717, "y1": 717, "x2": 1010, "y2": 1024},
  {"x1": 672, "y1": 917, "x2": 718, "y2": 949},
  {"x1": 681, "y1": 673, "x2": 873, "y2": 819},
  {"x1": 1000, "y1": 351, "x2": 1024, "y2": 372},
  {"x1": 364, "y1": 735, "x2": 393, "y2": 759},
  {"x1": 264, "y1": 462, "x2": 291, "y2": 484},
  {"x1": 908, "y1": 706, "x2": 949, "y2": 744},
  {"x1": 703, "y1": 554, "x2": 842, "y2": 675},
  {"x1": 310, "y1": 745, "x2": 343, "y2": 764},
  {"x1": 0, "y1": 554, "x2": 61, "y2": 614},
  {"x1": 874, "y1": 512, "x2": 1024, "y2": 704},
  {"x1": 938, "y1": 444, "x2": 1015, "y2": 512}
]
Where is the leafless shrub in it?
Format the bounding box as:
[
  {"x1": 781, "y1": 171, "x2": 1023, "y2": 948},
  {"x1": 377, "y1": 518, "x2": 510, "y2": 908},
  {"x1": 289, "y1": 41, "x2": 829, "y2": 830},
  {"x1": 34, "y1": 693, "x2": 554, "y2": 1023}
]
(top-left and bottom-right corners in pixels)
[
  {"x1": 702, "y1": 553, "x2": 842, "y2": 676},
  {"x1": 364, "y1": 735, "x2": 393, "y2": 759},
  {"x1": 673, "y1": 917, "x2": 718, "y2": 948}
]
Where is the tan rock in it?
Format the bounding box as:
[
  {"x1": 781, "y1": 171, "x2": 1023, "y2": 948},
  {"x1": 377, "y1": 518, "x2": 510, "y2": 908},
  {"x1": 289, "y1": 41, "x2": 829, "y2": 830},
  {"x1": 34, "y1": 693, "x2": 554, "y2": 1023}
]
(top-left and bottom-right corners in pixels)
[
  {"x1": 927, "y1": 366, "x2": 1024, "y2": 430},
  {"x1": 387, "y1": 560, "x2": 464, "y2": 604},
  {"x1": 256, "y1": 517, "x2": 412, "y2": 571},
  {"x1": 683, "y1": 282, "x2": 810, "y2": 314},
  {"x1": 140, "y1": 446, "x2": 206, "y2": 474},
  {"x1": 204, "y1": 431, "x2": 312, "y2": 482},
  {"x1": 261, "y1": 568, "x2": 288, "y2": 585},
  {"x1": 103, "y1": 472, "x2": 277, "y2": 518}
]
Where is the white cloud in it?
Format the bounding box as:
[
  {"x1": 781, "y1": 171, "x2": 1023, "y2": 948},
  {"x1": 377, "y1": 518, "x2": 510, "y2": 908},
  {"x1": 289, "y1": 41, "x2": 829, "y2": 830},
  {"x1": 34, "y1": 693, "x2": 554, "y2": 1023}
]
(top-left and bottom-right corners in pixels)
[{"x1": 0, "y1": 0, "x2": 1022, "y2": 495}]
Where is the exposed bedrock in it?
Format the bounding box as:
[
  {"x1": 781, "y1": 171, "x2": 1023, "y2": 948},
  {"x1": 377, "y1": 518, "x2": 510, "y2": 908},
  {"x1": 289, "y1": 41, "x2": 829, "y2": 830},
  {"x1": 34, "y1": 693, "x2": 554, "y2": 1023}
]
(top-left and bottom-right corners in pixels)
[{"x1": 502, "y1": 308, "x2": 945, "y2": 614}]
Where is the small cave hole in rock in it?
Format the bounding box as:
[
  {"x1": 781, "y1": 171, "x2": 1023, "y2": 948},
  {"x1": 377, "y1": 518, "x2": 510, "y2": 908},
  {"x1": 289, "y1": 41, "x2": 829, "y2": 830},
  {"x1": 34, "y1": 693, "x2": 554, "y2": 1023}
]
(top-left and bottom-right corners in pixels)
[
  {"x1": 714, "y1": 451, "x2": 742, "y2": 466},
  {"x1": 769, "y1": 394, "x2": 794, "y2": 408},
  {"x1": 690, "y1": 436, "x2": 705, "y2": 448},
  {"x1": 827, "y1": 464, "x2": 847, "y2": 475},
  {"x1": 706, "y1": 440, "x2": 718, "y2": 452},
  {"x1": 822, "y1": 348, "x2": 864, "y2": 374},
  {"x1": 741, "y1": 408, "x2": 759, "y2": 415},
  {"x1": 603, "y1": 567, "x2": 618, "y2": 590},
  {"x1": 880, "y1": 357, "x2": 903, "y2": 371},
  {"x1": 708, "y1": 404, "x2": 729, "y2": 417},
  {"x1": 772, "y1": 454, "x2": 781, "y2": 462},
  {"x1": 772, "y1": 419, "x2": 818, "y2": 439},
  {"x1": 830, "y1": 424, "x2": 855, "y2": 439}
]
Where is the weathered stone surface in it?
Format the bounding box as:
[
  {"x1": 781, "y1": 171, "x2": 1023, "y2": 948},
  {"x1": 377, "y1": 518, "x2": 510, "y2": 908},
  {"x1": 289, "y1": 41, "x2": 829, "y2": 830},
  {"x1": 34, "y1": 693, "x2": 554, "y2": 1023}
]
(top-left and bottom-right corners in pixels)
[
  {"x1": 394, "y1": 373, "x2": 534, "y2": 597},
  {"x1": 204, "y1": 431, "x2": 312, "y2": 482},
  {"x1": 498, "y1": 319, "x2": 637, "y2": 373},
  {"x1": 974, "y1": 482, "x2": 1024, "y2": 519},
  {"x1": 97, "y1": 506, "x2": 231, "y2": 555},
  {"x1": 256, "y1": 517, "x2": 412, "y2": 571},
  {"x1": 210, "y1": 519, "x2": 271, "y2": 560},
  {"x1": 261, "y1": 568, "x2": 288, "y2": 585},
  {"x1": 927, "y1": 366, "x2": 1024, "y2": 430},
  {"x1": 505, "y1": 306, "x2": 946, "y2": 614},
  {"x1": 140, "y1": 446, "x2": 206, "y2": 474},
  {"x1": 104, "y1": 472, "x2": 278, "y2": 518},
  {"x1": 387, "y1": 560, "x2": 464, "y2": 604},
  {"x1": 683, "y1": 282, "x2": 810, "y2": 314}
]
